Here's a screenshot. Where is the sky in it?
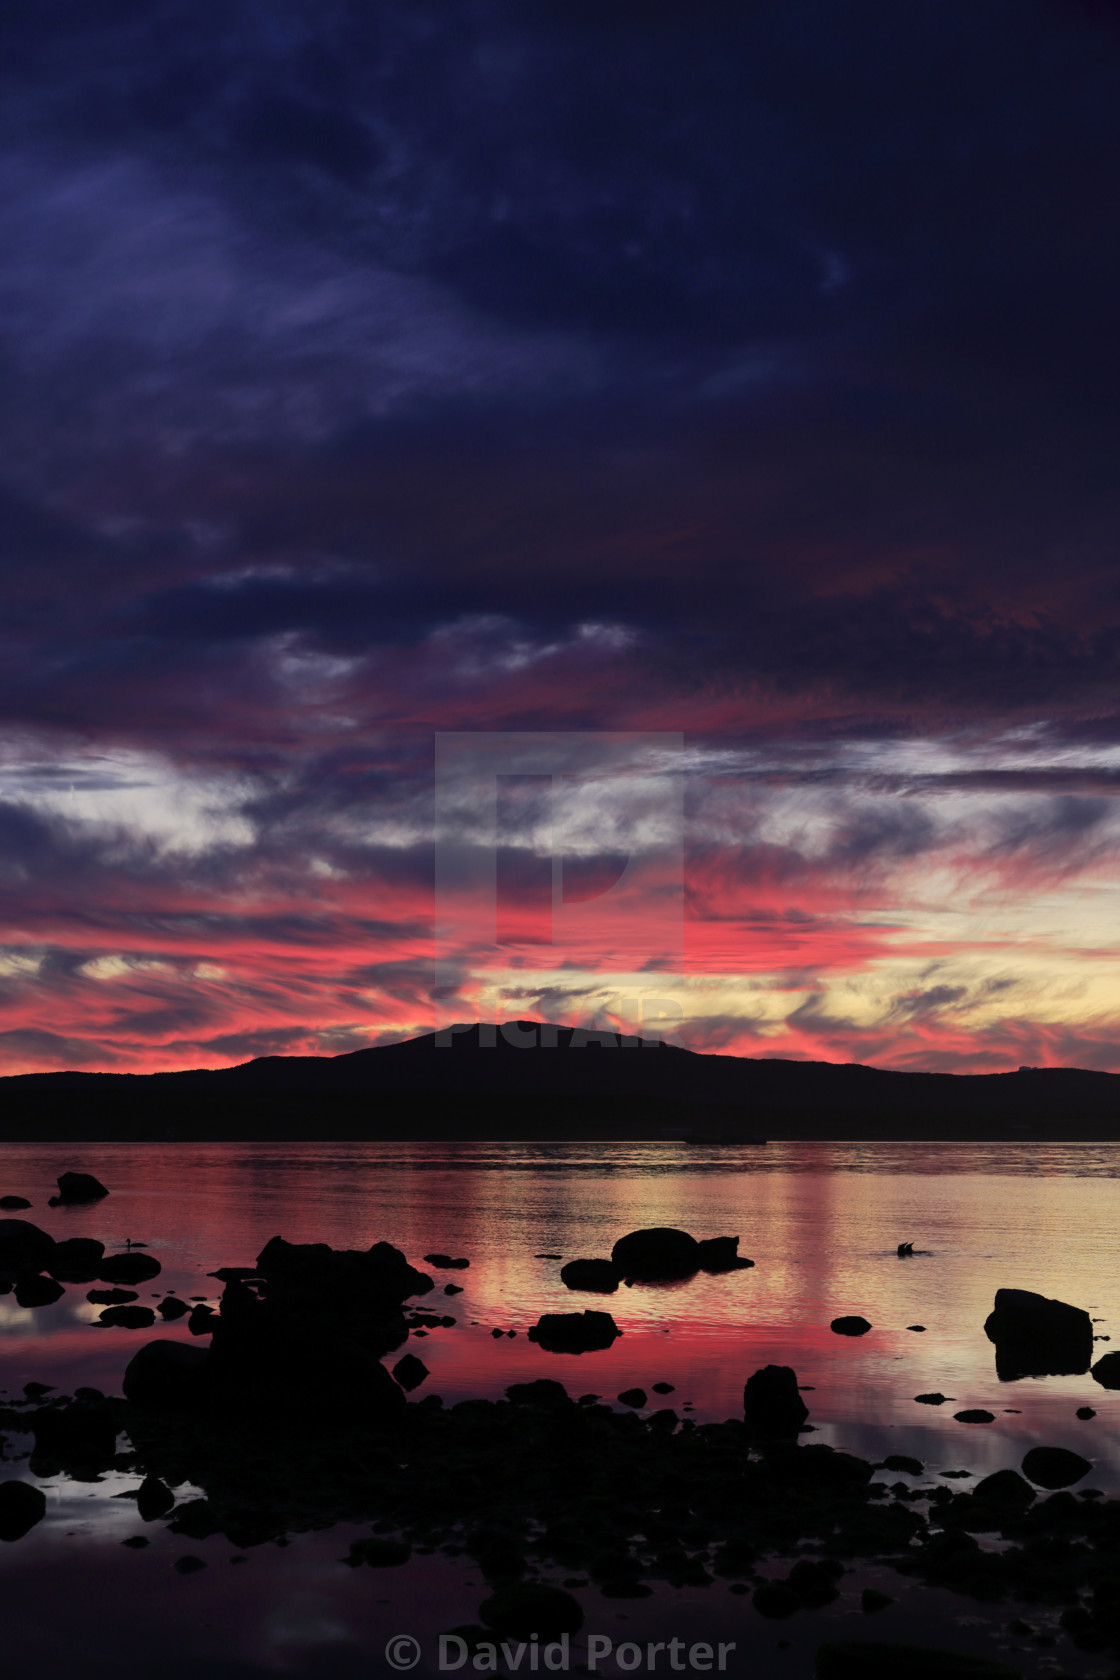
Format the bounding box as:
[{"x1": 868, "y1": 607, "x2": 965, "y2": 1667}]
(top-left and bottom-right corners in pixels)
[{"x1": 2, "y1": 0, "x2": 1120, "y2": 1076}]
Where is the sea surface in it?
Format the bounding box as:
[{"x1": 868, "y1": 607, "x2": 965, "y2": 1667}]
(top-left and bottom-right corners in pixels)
[{"x1": 1, "y1": 1138, "x2": 1118, "y2": 1680}]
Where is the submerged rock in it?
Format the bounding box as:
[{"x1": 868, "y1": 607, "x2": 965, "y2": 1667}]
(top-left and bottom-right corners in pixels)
[
  {"x1": 610, "y1": 1227, "x2": 701, "y2": 1281},
  {"x1": 830, "y1": 1316, "x2": 872, "y2": 1336},
  {"x1": 559, "y1": 1258, "x2": 621, "y2": 1293},
  {"x1": 0, "y1": 1196, "x2": 30, "y2": 1210},
  {"x1": 0, "y1": 1481, "x2": 46, "y2": 1542},
  {"x1": 1020, "y1": 1446, "x2": 1092, "y2": 1489},
  {"x1": 48, "y1": 1171, "x2": 109, "y2": 1205},
  {"x1": 743, "y1": 1364, "x2": 809, "y2": 1436},
  {"x1": 983, "y1": 1288, "x2": 1092, "y2": 1379},
  {"x1": 527, "y1": 1310, "x2": 621, "y2": 1353}
]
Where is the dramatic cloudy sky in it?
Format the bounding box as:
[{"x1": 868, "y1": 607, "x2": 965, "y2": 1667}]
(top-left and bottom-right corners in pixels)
[{"x1": 2, "y1": 0, "x2": 1120, "y2": 1074}]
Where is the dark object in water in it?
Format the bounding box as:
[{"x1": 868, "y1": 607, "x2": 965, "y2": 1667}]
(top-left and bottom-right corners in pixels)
[
  {"x1": 444, "y1": 1283, "x2": 463, "y2": 1294},
  {"x1": 1021, "y1": 1446, "x2": 1092, "y2": 1489},
  {"x1": 831, "y1": 1316, "x2": 872, "y2": 1336},
  {"x1": 861, "y1": 1589, "x2": 894, "y2": 1613},
  {"x1": 743, "y1": 1364, "x2": 809, "y2": 1436},
  {"x1": 424, "y1": 1254, "x2": 469, "y2": 1269},
  {"x1": 879, "y1": 1454, "x2": 923, "y2": 1475},
  {"x1": 1077, "y1": 1405, "x2": 1097, "y2": 1419},
  {"x1": 88, "y1": 1287, "x2": 138, "y2": 1304},
  {"x1": 983, "y1": 1288, "x2": 1092, "y2": 1380},
  {"x1": 158, "y1": 1297, "x2": 189, "y2": 1321},
  {"x1": 479, "y1": 1583, "x2": 583, "y2": 1640},
  {"x1": 1090, "y1": 1350, "x2": 1120, "y2": 1388},
  {"x1": 907, "y1": 1325, "x2": 927, "y2": 1332},
  {"x1": 610, "y1": 1227, "x2": 700, "y2": 1281},
  {"x1": 49, "y1": 1171, "x2": 109, "y2": 1205},
  {"x1": 100, "y1": 1253, "x2": 162, "y2": 1285},
  {"x1": 954, "y1": 1409, "x2": 995, "y2": 1423},
  {"x1": 897, "y1": 1241, "x2": 914, "y2": 1257},
  {"x1": 617, "y1": 1387, "x2": 647, "y2": 1408},
  {"x1": 535, "y1": 1254, "x2": 562, "y2": 1260},
  {"x1": 0, "y1": 1481, "x2": 46, "y2": 1542},
  {"x1": 0, "y1": 1219, "x2": 55, "y2": 1269},
  {"x1": 99, "y1": 1304, "x2": 157, "y2": 1328},
  {"x1": 915, "y1": 1392, "x2": 953, "y2": 1405},
  {"x1": 815, "y1": 1641, "x2": 1022, "y2": 1678},
  {"x1": 188, "y1": 1304, "x2": 216, "y2": 1336},
  {"x1": 15, "y1": 1273, "x2": 64, "y2": 1308},
  {"x1": 122, "y1": 1340, "x2": 210, "y2": 1408},
  {"x1": 971, "y1": 1470, "x2": 1035, "y2": 1508},
  {"x1": 392, "y1": 1353, "x2": 430, "y2": 1391},
  {"x1": 697, "y1": 1235, "x2": 754, "y2": 1272},
  {"x1": 505, "y1": 1379, "x2": 570, "y2": 1409},
  {"x1": 137, "y1": 1476, "x2": 175, "y2": 1521},
  {"x1": 527, "y1": 1310, "x2": 621, "y2": 1353},
  {"x1": 49, "y1": 1237, "x2": 106, "y2": 1283},
  {"x1": 0, "y1": 1196, "x2": 30, "y2": 1210},
  {"x1": 560, "y1": 1258, "x2": 621, "y2": 1294},
  {"x1": 652, "y1": 1381, "x2": 675, "y2": 1394},
  {"x1": 344, "y1": 1536, "x2": 411, "y2": 1567}
]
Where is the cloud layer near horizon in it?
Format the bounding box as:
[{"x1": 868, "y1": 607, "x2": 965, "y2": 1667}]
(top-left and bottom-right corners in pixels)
[{"x1": 1, "y1": 0, "x2": 1120, "y2": 1074}]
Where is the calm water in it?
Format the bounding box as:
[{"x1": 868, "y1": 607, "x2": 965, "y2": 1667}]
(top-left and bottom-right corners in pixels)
[{"x1": 1, "y1": 1139, "x2": 1118, "y2": 1679}]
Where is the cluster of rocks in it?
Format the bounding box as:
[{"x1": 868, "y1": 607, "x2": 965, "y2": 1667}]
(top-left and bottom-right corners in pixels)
[
  {"x1": 0, "y1": 1210, "x2": 159, "y2": 1314},
  {"x1": 557, "y1": 1227, "x2": 754, "y2": 1294}
]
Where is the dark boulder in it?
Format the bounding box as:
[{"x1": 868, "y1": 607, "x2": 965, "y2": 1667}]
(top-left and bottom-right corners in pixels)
[
  {"x1": 123, "y1": 1340, "x2": 210, "y2": 1409},
  {"x1": 345, "y1": 1536, "x2": 411, "y2": 1567},
  {"x1": 610, "y1": 1227, "x2": 700, "y2": 1280},
  {"x1": 1091, "y1": 1350, "x2": 1120, "y2": 1388},
  {"x1": 815, "y1": 1642, "x2": 1023, "y2": 1678},
  {"x1": 954, "y1": 1410, "x2": 995, "y2": 1424},
  {"x1": 0, "y1": 1219, "x2": 55, "y2": 1269},
  {"x1": 0, "y1": 1481, "x2": 46, "y2": 1542},
  {"x1": 100, "y1": 1304, "x2": 157, "y2": 1328},
  {"x1": 99, "y1": 1253, "x2": 162, "y2": 1285},
  {"x1": 831, "y1": 1316, "x2": 872, "y2": 1336},
  {"x1": 915, "y1": 1393, "x2": 952, "y2": 1405},
  {"x1": 15, "y1": 1274, "x2": 64, "y2": 1308},
  {"x1": 559, "y1": 1258, "x2": 620, "y2": 1293},
  {"x1": 697, "y1": 1236, "x2": 753, "y2": 1272},
  {"x1": 1021, "y1": 1446, "x2": 1092, "y2": 1489},
  {"x1": 31, "y1": 1399, "x2": 117, "y2": 1469},
  {"x1": 0, "y1": 1196, "x2": 30, "y2": 1210},
  {"x1": 983, "y1": 1288, "x2": 1092, "y2": 1379},
  {"x1": 527, "y1": 1311, "x2": 621, "y2": 1353},
  {"x1": 49, "y1": 1237, "x2": 106, "y2": 1283},
  {"x1": 88, "y1": 1287, "x2": 138, "y2": 1304},
  {"x1": 188, "y1": 1304, "x2": 215, "y2": 1336},
  {"x1": 48, "y1": 1171, "x2": 109, "y2": 1205},
  {"x1": 136, "y1": 1476, "x2": 175, "y2": 1521},
  {"x1": 158, "y1": 1297, "x2": 189, "y2": 1321},
  {"x1": 743, "y1": 1365, "x2": 809, "y2": 1436},
  {"x1": 505, "y1": 1379, "x2": 571, "y2": 1409},
  {"x1": 424, "y1": 1254, "x2": 469, "y2": 1269},
  {"x1": 479, "y1": 1583, "x2": 583, "y2": 1640},
  {"x1": 972, "y1": 1469, "x2": 1035, "y2": 1508},
  {"x1": 617, "y1": 1388, "x2": 647, "y2": 1408},
  {"x1": 392, "y1": 1353, "x2": 430, "y2": 1391}
]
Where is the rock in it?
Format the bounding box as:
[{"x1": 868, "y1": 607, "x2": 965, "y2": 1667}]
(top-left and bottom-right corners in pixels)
[
  {"x1": 831, "y1": 1316, "x2": 872, "y2": 1336},
  {"x1": 1077, "y1": 1405, "x2": 1096, "y2": 1419},
  {"x1": 1091, "y1": 1350, "x2": 1120, "y2": 1388},
  {"x1": 505, "y1": 1379, "x2": 571, "y2": 1409},
  {"x1": 617, "y1": 1388, "x2": 647, "y2": 1408},
  {"x1": 88, "y1": 1288, "x2": 138, "y2": 1304},
  {"x1": 527, "y1": 1311, "x2": 621, "y2": 1353},
  {"x1": 0, "y1": 1219, "x2": 55, "y2": 1269},
  {"x1": 158, "y1": 1297, "x2": 189, "y2": 1320},
  {"x1": 1020, "y1": 1446, "x2": 1092, "y2": 1489},
  {"x1": 479, "y1": 1583, "x2": 583, "y2": 1640},
  {"x1": 444, "y1": 1283, "x2": 463, "y2": 1294},
  {"x1": 137, "y1": 1476, "x2": 176, "y2": 1521},
  {"x1": 392, "y1": 1353, "x2": 430, "y2": 1391},
  {"x1": 49, "y1": 1238, "x2": 106, "y2": 1283},
  {"x1": 861, "y1": 1589, "x2": 894, "y2": 1613},
  {"x1": 99, "y1": 1305, "x2": 157, "y2": 1328},
  {"x1": 983, "y1": 1288, "x2": 1092, "y2": 1379},
  {"x1": 652, "y1": 1381, "x2": 675, "y2": 1394},
  {"x1": 122, "y1": 1340, "x2": 210, "y2": 1408},
  {"x1": 15, "y1": 1274, "x2": 64, "y2": 1308},
  {"x1": 697, "y1": 1236, "x2": 753, "y2": 1272},
  {"x1": 188, "y1": 1304, "x2": 216, "y2": 1336},
  {"x1": 610, "y1": 1227, "x2": 701, "y2": 1280},
  {"x1": 880, "y1": 1455, "x2": 923, "y2": 1476},
  {"x1": 345, "y1": 1536, "x2": 411, "y2": 1566},
  {"x1": 0, "y1": 1196, "x2": 30, "y2": 1210},
  {"x1": 173, "y1": 1555, "x2": 206, "y2": 1574},
  {"x1": 953, "y1": 1410, "x2": 995, "y2": 1423},
  {"x1": 815, "y1": 1642, "x2": 1023, "y2": 1678},
  {"x1": 559, "y1": 1258, "x2": 621, "y2": 1293},
  {"x1": 31, "y1": 1399, "x2": 117, "y2": 1468},
  {"x1": 915, "y1": 1393, "x2": 952, "y2": 1405},
  {"x1": 23, "y1": 1381, "x2": 53, "y2": 1398},
  {"x1": 743, "y1": 1365, "x2": 809, "y2": 1436},
  {"x1": 753, "y1": 1579, "x2": 800, "y2": 1617},
  {"x1": 0, "y1": 1481, "x2": 47, "y2": 1542},
  {"x1": 424, "y1": 1254, "x2": 469, "y2": 1269},
  {"x1": 789, "y1": 1559, "x2": 840, "y2": 1606},
  {"x1": 48, "y1": 1171, "x2": 109, "y2": 1205},
  {"x1": 99, "y1": 1253, "x2": 162, "y2": 1285},
  {"x1": 972, "y1": 1470, "x2": 1035, "y2": 1507},
  {"x1": 907, "y1": 1325, "x2": 927, "y2": 1332}
]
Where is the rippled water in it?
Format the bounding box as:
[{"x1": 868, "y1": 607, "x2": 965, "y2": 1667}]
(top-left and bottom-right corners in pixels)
[{"x1": 1, "y1": 1139, "x2": 1117, "y2": 1679}]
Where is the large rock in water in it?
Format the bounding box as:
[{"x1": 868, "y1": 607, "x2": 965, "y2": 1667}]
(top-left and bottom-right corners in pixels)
[
  {"x1": 1021, "y1": 1446, "x2": 1092, "y2": 1489},
  {"x1": 697, "y1": 1235, "x2": 752, "y2": 1272},
  {"x1": 0, "y1": 1220, "x2": 55, "y2": 1270},
  {"x1": 48, "y1": 1171, "x2": 109, "y2": 1205},
  {"x1": 983, "y1": 1288, "x2": 1092, "y2": 1379},
  {"x1": 743, "y1": 1364, "x2": 809, "y2": 1436},
  {"x1": 99, "y1": 1253, "x2": 161, "y2": 1285},
  {"x1": 49, "y1": 1237, "x2": 105, "y2": 1282},
  {"x1": 123, "y1": 1340, "x2": 210, "y2": 1409},
  {"x1": 527, "y1": 1310, "x2": 621, "y2": 1353},
  {"x1": 0, "y1": 1481, "x2": 47, "y2": 1542},
  {"x1": 610, "y1": 1227, "x2": 701, "y2": 1280},
  {"x1": 559, "y1": 1258, "x2": 621, "y2": 1293}
]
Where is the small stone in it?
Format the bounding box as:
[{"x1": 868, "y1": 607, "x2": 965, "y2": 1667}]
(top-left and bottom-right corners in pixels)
[
  {"x1": 830, "y1": 1316, "x2": 872, "y2": 1336},
  {"x1": 915, "y1": 1393, "x2": 953, "y2": 1405},
  {"x1": 953, "y1": 1409, "x2": 995, "y2": 1423},
  {"x1": 173, "y1": 1555, "x2": 206, "y2": 1574},
  {"x1": 1077, "y1": 1405, "x2": 1096, "y2": 1419},
  {"x1": 651, "y1": 1382, "x2": 675, "y2": 1394}
]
